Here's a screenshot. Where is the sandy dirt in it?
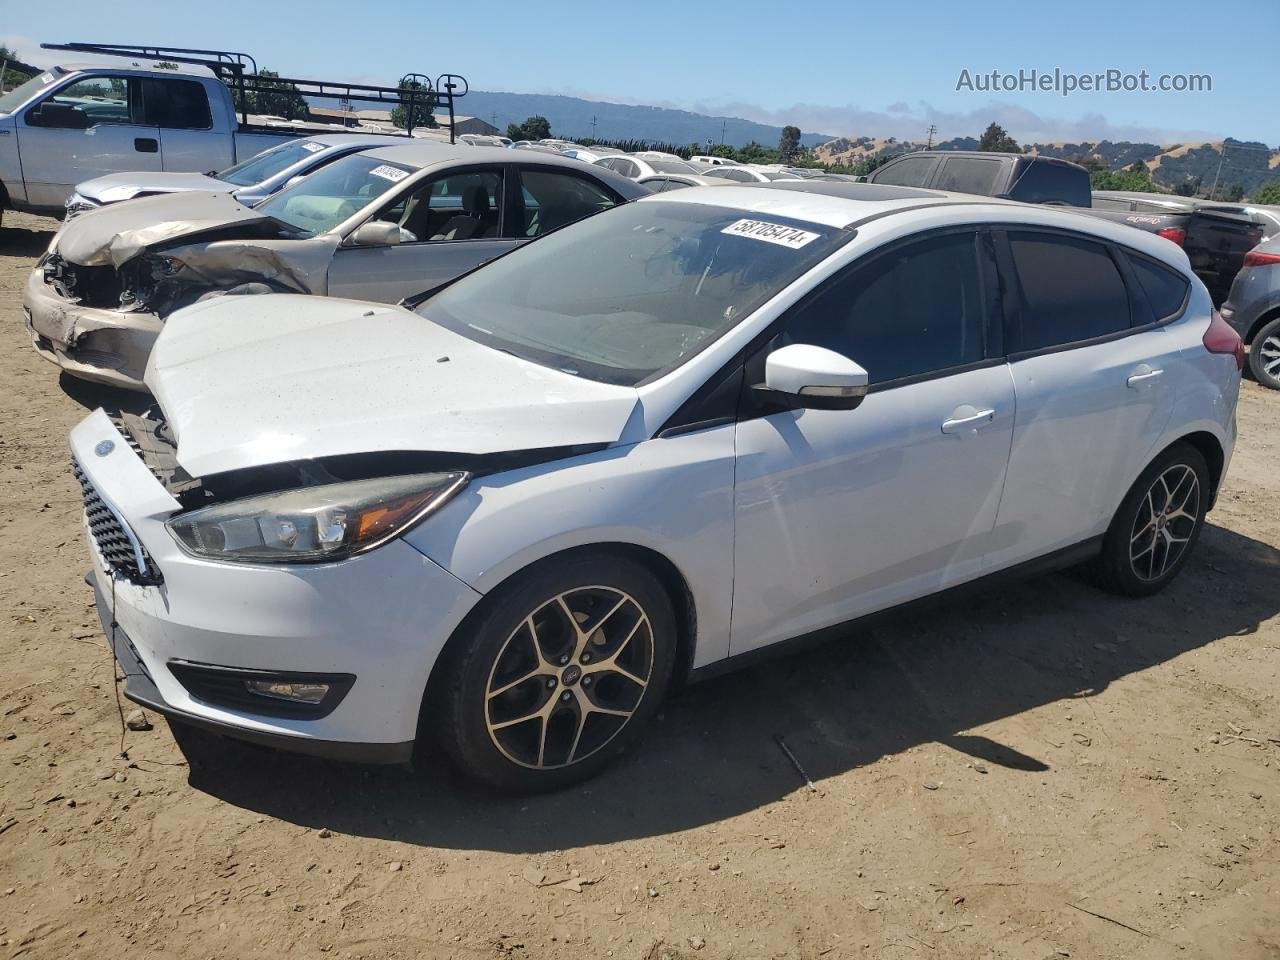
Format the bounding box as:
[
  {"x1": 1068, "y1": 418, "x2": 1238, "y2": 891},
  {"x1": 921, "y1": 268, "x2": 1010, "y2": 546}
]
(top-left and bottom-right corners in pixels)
[{"x1": 0, "y1": 210, "x2": 1277, "y2": 960}]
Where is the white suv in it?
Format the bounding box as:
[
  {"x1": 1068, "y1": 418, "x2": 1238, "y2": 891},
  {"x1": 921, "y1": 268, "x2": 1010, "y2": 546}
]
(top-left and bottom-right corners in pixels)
[{"x1": 70, "y1": 182, "x2": 1243, "y2": 791}]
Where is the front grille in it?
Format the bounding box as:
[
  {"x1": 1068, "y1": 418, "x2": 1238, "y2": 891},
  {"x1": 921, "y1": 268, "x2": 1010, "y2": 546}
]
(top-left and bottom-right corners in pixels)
[{"x1": 73, "y1": 460, "x2": 163, "y2": 586}]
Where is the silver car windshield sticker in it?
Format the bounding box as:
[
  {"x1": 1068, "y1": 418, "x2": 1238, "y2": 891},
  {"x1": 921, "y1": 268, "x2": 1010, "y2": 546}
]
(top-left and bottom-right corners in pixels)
[
  {"x1": 722, "y1": 219, "x2": 820, "y2": 249},
  {"x1": 369, "y1": 164, "x2": 409, "y2": 182}
]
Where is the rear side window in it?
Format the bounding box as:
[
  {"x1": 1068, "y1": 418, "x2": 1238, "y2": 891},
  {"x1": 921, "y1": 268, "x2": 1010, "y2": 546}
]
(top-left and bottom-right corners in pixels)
[
  {"x1": 869, "y1": 156, "x2": 938, "y2": 187},
  {"x1": 780, "y1": 232, "x2": 987, "y2": 384},
  {"x1": 141, "y1": 78, "x2": 212, "y2": 129},
  {"x1": 1009, "y1": 162, "x2": 1090, "y2": 206},
  {"x1": 1127, "y1": 254, "x2": 1190, "y2": 320},
  {"x1": 934, "y1": 158, "x2": 1005, "y2": 196},
  {"x1": 1007, "y1": 232, "x2": 1130, "y2": 352}
]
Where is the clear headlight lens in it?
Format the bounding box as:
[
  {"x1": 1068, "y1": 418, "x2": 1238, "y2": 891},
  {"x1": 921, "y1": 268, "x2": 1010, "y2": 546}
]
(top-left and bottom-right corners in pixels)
[{"x1": 166, "y1": 472, "x2": 468, "y2": 564}]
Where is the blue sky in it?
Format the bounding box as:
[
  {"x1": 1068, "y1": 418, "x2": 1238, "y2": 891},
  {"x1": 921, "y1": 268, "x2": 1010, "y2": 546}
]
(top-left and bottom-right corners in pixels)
[{"x1": 4, "y1": 0, "x2": 1273, "y2": 145}]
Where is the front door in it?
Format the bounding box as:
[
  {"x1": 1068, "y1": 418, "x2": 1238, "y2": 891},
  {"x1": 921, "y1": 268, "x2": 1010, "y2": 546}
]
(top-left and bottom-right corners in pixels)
[
  {"x1": 17, "y1": 73, "x2": 162, "y2": 209},
  {"x1": 730, "y1": 230, "x2": 1015, "y2": 654},
  {"x1": 327, "y1": 166, "x2": 515, "y2": 303}
]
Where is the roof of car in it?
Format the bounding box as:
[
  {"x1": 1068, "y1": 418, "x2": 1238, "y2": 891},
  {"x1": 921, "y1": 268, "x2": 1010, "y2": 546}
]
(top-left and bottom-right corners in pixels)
[{"x1": 362, "y1": 141, "x2": 586, "y2": 169}]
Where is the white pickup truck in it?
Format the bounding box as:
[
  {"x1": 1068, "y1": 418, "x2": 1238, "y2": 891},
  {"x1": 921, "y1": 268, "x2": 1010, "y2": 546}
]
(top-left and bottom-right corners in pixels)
[{"x1": 0, "y1": 42, "x2": 462, "y2": 221}]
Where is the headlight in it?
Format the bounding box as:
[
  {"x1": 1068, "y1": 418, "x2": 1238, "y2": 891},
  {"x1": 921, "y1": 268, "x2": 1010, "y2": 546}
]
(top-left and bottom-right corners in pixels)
[
  {"x1": 166, "y1": 472, "x2": 468, "y2": 564},
  {"x1": 64, "y1": 193, "x2": 99, "y2": 220}
]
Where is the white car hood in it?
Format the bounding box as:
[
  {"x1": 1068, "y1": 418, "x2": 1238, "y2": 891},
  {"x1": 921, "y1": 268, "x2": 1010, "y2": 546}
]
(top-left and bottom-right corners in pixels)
[
  {"x1": 76, "y1": 171, "x2": 229, "y2": 205},
  {"x1": 54, "y1": 191, "x2": 271, "y2": 268},
  {"x1": 146, "y1": 295, "x2": 642, "y2": 478}
]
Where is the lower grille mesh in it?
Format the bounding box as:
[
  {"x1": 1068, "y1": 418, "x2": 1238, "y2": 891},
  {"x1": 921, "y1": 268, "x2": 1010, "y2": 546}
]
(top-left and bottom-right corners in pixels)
[{"x1": 73, "y1": 460, "x2": 162, "y2": 586}]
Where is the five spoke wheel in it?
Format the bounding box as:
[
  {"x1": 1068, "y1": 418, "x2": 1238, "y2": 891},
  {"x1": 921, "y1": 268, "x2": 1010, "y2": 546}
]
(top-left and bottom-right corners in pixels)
[
  {"x1": 484, "y1": 586, "x2": 654, "y2": 769},
  {"x1": 1128, "y1": 463, "x2": 1200, "y2": 582}
]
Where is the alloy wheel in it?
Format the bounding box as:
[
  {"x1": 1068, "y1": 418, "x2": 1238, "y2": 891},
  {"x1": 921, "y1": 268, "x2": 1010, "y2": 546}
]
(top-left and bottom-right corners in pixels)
[
  {"x1": 484, "y1": 586, "x2": 655, "y2": 769},
  {"x1": 1128, "y1": 463, "x2": 1200, "y2": 582},
  {"x1": 1259, "y1": 333, "x2": 1280, "y2": 381}
]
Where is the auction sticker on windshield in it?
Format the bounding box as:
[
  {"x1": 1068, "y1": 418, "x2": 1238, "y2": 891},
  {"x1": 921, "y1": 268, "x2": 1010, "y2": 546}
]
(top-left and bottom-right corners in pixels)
[
  {"x1": 369, "y1": 164, "x2": 410, "y2": 182},
  {"x1": 301, "y1": 142, "x2": 325, "y2": 153},
  {"x1": 722, "y1": 219, "x2": 820, "y2": 249}
]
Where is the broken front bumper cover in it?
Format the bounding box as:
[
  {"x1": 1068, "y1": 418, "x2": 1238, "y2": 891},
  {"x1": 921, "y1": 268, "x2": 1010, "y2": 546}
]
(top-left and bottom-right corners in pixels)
[{"x1": 23, "y1": 266, "x2": 160, "y2": 392}]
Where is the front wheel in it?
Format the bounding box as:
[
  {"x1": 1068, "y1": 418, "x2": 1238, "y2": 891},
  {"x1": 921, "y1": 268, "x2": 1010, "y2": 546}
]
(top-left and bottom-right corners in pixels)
[
  {"x1": 1091, "y1": 443, "x2": 1210, "y2": 597},
  {"x1": 1247, "y1": 315, "x2": 1280, "y2": 390},
  {"x1": 433, "y1": 553, "x2": 676, "y2": 792}
]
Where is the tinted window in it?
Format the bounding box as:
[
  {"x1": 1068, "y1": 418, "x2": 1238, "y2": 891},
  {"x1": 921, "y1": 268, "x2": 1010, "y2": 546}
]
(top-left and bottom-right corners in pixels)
[
  {"x1": 780, "y1": 232, "x2": 986, "y2": 384},
  {"x1": 1010, "y1": 162, "x2": 1090, "y2": 206},
  {"x1": 869, "y1": 156, "x2": 937, "y2": 187},
  {"x1": 520, "y1": 170, "x2": 619, "y2": 236},
  {"x1": 141, "y1": 78, "x2": 212, "y2": 129},
  {"x1": 1007, "y1": 232, "x2": 1130, "y2": 351},
  {"x1": 1127, "y1": 253, "x2": 1189, "y2": 319},
  {"x1": 934, "y1": 158, "x2": 1005, "y2": 196}
]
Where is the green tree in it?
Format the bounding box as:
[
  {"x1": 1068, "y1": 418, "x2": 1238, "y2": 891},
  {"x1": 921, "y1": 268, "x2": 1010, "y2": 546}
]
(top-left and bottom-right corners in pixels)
[
  {"x1": 1219, "y1": 183, "x2": 1245, "y2": 202},
  {"x1": 390, "y1": 79, "x2": 437, "y2": 130},
  {"x1": 507, "y1": 115, "x2": 551, "y2": 141},
  {"x1": 1253, "y1": 181, "x2": 1280, "y2": 204},
  {"x1": 1090, "y1": 163, "x2": 1156, "y2": 192},
  {"x1": 977, "y1": 122, "x2": 1022, "y2": 153},
  {"x1": 1172, "y1": 178, "x2": 1201, "y2": 197},
  {"x1": 0, "y1": 45, "x2": 33, "y2": 89},
  {"x1": 235, "y1": 69, "x2": 310, "y2": 121},
  {"x1": 778, "y1": 125, "x2": 802, "y2": 162}
]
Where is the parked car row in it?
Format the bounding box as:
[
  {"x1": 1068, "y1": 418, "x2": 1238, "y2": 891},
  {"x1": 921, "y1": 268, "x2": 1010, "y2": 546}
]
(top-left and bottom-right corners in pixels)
[{"x1": 47, "y1": 164, "x2": 1242, "y2": 790}]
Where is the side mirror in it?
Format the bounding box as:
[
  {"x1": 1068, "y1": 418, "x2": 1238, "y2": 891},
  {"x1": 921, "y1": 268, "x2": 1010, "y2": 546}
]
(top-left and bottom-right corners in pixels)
[
  {"x1": 759, "y1": 343, "x2": 869, "y2": 410},
  {"x1": 30, "y1": 102, "x2": 91, "y2": 129},
  {"x1": 347, "y1": 221, "x2": 402, "y2": 247}
]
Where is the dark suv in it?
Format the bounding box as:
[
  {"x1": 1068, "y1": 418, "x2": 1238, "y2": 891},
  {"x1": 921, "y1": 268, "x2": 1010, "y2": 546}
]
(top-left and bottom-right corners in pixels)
[{"x1": 866, "y1": 150, "x2": 1090, "y2": 206}]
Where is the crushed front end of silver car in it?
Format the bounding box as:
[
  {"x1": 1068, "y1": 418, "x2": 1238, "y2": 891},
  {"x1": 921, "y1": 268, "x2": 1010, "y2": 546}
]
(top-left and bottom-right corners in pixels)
[{"x1": 24, "y1": 192, "x2": 333, "y2": 391}]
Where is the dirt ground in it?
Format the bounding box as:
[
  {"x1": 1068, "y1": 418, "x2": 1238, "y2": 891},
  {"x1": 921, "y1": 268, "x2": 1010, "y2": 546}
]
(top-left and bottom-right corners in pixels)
[{"x1": 0, "y1": 209, "x2": 1277, "y2": 960}]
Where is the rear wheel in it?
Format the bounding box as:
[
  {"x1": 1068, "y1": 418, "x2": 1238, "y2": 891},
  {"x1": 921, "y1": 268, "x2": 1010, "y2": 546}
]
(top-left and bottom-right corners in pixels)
[
  {"x1": 1091, "y1": 443, "x2": 1210, "y2": 597},
  {"x1": 433, "y1": 552, "x2": 676, "y2": 792},
  {"x1": 1247, "y1": 316, "x2": 1280, "y2": 390}
]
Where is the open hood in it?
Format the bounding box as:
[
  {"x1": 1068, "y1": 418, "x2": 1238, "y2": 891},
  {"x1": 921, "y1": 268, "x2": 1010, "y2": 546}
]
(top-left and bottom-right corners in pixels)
[
  {"x1": 76, "y1": 171, "x2": 230, "y2": 206},
  {"x1": 145, "y1": 295, "x2": 642, "y2": 478},
  {"x1": 54, "y1": 191, "x2": 274, "y2": 268}
]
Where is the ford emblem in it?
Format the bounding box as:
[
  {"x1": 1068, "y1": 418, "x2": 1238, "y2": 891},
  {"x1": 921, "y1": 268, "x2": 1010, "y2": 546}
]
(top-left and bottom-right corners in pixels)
[{"x1": 94, "y1": 440, "x2": 115, "y2": 458}]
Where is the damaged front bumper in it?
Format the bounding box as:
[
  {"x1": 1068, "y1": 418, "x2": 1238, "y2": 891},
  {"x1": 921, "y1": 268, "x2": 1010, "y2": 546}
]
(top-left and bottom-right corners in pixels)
[{"x1": 23, "y1": 266, "x2": 161, "y2": 392}]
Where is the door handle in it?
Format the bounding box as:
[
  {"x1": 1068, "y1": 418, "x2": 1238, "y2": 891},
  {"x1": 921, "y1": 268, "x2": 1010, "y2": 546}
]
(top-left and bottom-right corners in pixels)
[
  {"x1": 134, "y1": 137, "x2": 159, "y2": 153},
  {"x1": 941, "y1": 408, "x2": 996, "y2": 435},
  {"x1": 1126, "y1": 368, "x2": 1164, "y2": 387}
]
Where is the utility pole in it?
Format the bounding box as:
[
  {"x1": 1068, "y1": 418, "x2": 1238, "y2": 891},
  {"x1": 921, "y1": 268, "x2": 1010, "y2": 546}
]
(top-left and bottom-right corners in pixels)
[
  {"x1": 720, "y1": 119, "x2": 727, "y2": 145},
  {"x1": 1208, "y1": 141, "x2": 1228, "y2": 201},
  {"x1": 925, "y1": 124, "x2": 937, "y2": 150},
  {"x1": 591, "y1": 115, "x2": 597, "y2": 138}
]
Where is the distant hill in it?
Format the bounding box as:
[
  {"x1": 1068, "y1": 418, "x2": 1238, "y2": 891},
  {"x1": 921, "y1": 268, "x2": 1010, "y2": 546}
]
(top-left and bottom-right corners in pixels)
[
  {"x1": 310, "y1": 90, "x2": 833, "y2": 150},
  {"x1": 815, "y1": 135, "x2": 1280, "y2": 198}
]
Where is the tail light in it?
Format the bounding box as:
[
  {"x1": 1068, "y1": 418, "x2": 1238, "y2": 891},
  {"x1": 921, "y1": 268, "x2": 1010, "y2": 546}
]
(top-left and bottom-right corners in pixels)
[
  {"x1": 1203, "y1": 309, "x2": 1245, "y2": 370},
  {"x1": 1242, "y1": 250, "x2": 1280, "y2": 268},
  {"x1": 1156, "y1": 227, "x2": 1186, "y2": 247}
]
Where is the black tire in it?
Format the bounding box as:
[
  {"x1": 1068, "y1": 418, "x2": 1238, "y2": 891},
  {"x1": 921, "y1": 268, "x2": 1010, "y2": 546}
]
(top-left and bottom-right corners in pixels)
[
  {"x1": 1091, "y1": 442, "x2": 1210, "y2": 597},
  {"x1": 1247, "y1": 315, "x2": 1280, "y2": 390},
  {"x1": 432, "y1": 552, "x2": 677, "y2": 792}
]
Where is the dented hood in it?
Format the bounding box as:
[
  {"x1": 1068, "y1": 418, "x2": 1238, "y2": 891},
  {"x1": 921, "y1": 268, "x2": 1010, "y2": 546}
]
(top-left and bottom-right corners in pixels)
[
  {"x1": 76, "y1": 171, "x2": 230, "y2": 206},
  {"x1": 54, "y1": 192, "x2": 275, "y2": 268},
  {"x1": 145, "y1": 295, "x2": 641, "y2": 478}
]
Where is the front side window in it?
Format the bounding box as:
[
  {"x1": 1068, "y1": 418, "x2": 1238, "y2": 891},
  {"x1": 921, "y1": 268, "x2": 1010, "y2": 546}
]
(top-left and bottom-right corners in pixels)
[
  {"x1": 366, "y1": 169, "x2": 503, "y2": 241},
  {"x1": 779, "y1": 232, "x2": 987, "y2": 384},
  {"x1": 520, "y1": 170, "x2": 618, "y2": 237},
  {"x1": 27, "y1": 74, "x2": 135, "y2": 128},
  {"x1": 217, "y1": 140, "x2": 324, "y2": 186},
  {"x1": 869, "y1": 156, "x2": 938, "y2": 187},
  {"x1": 255, "y1": 154, "x2": 414, "y2": 236},
  {"x1": 140, "y1": 78, "x2": 211, "y2": 129},
  {"x1": 1006, "y1": 232, "x2": 1131, "y2": 352},
  {"x1": 420, "y1": 201, "x2": 845, "y2": 385}
]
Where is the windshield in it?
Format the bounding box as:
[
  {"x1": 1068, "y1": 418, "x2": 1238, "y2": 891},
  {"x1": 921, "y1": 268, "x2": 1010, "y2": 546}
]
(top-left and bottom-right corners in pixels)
[
  {"x1": 419, "y1": 200, "x2": 845, "y2": 385},
  {"x1": 648, "y1": 159, "x2": 697, "y2": 174},
  {"x1": 254, "y1": 153, "x2": 413, "y2": 236},
  {"x1": 217, "y1": 140, "x2": 324, "y2": 187},
  {"x1": 0, "y1": 71, "x2": 61, "y2": 115}
]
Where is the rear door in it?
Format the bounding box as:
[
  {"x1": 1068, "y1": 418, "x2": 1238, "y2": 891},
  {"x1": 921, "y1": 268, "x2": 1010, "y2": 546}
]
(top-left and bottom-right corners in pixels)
[
  {"x1": 16, "y1": 72, "x2": 162, "y2": 209},
  {"x1": 327, "y1": 164, "x2": 513, "y2": 302},
  {"x1": 986, "y1": 229, "x2": 1182, "y2": 572},
  {"x1": 1184, "y1": 209, "x2": 1266, "y2": 305},
  {"x1": 731, "y1": 228, "x2": 1015, "y2": 653},
  {"x1": 142, "y1": 76, "x2": 233, "y2": 173}
]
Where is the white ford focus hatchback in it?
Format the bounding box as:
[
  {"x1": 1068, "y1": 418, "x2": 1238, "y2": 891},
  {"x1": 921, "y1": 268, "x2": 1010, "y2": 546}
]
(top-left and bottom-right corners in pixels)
[{"x1": 71, "y1": 182, "x2": 1243, "y2": 791}]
